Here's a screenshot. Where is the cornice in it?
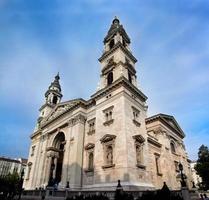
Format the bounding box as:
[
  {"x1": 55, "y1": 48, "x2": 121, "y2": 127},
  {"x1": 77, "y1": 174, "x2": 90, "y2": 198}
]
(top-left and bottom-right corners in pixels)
[
  {"x1": 125, "y1": 61, "x2": 136, "y2": 74},
  {"x1": 30, "y1": 130, "x2": 42, "y2": 139},
  {"x1": 40, "y1": 101, "x2": 86, "y2": 128},
  {"x1": 102, "y1": 61, "x2": 136, "y2": 76},
  {"x1": 45, "y1": 89, "x2": 63, "y2": 98},
  {"x1": 68, "y1": 113, "x2": 87, "y2": 126},
  {"x1": 147, "y1": 137, "x2": 162, "y2": 148},
  {"x1": 104, "y1": 24, "x2": 130, "y2": 44},
  {"x1": 91, "y1": 76, "x2": 147, "y2": 102},
  {"x1": 145, "y1": 114, "x2": 185, "y2": 139},
  {"x1": 102, "y1": 62, "x2": 117, "y2": 75},
  {"x1": 39, "y1": 103, "x2": 55, "y2": 111},
  {"x1": 98, "y1": 42, "x2": 137, "y2": 63}
]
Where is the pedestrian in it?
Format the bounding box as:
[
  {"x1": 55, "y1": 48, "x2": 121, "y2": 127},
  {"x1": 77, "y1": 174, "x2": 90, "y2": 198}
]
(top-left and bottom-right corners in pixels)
[
  {"x1": 203, "y1": 194, "x2": 209, "y2": 200},
  {"x1": 200, "y1": 194, "x2": 204, "y2": 199}
]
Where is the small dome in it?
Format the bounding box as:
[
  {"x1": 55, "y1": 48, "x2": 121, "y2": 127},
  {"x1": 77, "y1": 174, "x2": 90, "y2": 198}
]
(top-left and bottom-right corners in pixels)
[{"x1": 112, "y1": 16, "x2": 120, "y2": 25}]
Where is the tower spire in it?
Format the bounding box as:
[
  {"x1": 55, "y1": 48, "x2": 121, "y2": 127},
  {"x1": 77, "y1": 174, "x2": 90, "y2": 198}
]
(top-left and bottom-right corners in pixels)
[
  {"x1": 45, "y1": 73, "x2": 62, "y2": 105},
  {"x1": 97, "y1": 18, "x2": 138, "y2": 90},
  {"x1": 103, "y1": 16, "x2": 130, "y2": 45},
  {"x1": 35, "y1": 73, "x2": 63, "y2": 130}
]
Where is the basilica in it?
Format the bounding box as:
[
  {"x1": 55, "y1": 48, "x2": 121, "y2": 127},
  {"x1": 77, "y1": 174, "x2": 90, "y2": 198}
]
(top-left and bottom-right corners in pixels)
[{"x1": 23, "y1": 18, "x2": 192, "y2": 191}]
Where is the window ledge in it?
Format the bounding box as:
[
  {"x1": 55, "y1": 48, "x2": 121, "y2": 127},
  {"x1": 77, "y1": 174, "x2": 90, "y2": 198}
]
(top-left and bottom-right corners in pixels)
[
  {"x1": 87, "y1": 130, "x2": 95, "y2": 135},
  {"x1": 133, "y1": 119, "x2": 141, "y2": 127},
  {"x1": 102, "y1": 164, "x2": 115, "y2": 169},
  {"x1": 84, "y1": 169, "x2": 94, "y2": 173},
  {"x1": 171, "y1": 151, "x2": 179, "y2": 156},
  {"x1": 136, "y1": 164, "x2": 146, "y2": 169},
  {"x1": 103, "y1": 119, "x2": 114, "y2": 126}
]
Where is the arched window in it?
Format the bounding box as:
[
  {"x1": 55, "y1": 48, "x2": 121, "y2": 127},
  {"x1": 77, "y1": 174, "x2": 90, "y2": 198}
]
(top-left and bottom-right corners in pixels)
[
  {"x1": 107, "y1": 72, "x2": 113, "y2": 85},
  {"x1": 109, "y1": 39, "x2": 115, "y2": 49},
  {"x1": 88, "y1": 152, "x2": 94, "y2": 170},
  {"x1": 128, "y1": 71, "x2": 132, "y2": 83},
  {"x1": 170, "y1": 142, "x2": 176, "y2": 153},
  {"x1": 52, "y1": 96, "x2": 58, "y2": 104}
]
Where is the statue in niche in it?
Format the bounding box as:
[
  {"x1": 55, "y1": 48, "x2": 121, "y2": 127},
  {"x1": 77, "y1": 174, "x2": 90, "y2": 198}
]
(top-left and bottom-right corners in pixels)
[
  {"x1": 106, "y1": 146, "x2": 113, "y2": 165},
  {"x1": 136, "y1": 144, "x2": 142, "y2": 164}
]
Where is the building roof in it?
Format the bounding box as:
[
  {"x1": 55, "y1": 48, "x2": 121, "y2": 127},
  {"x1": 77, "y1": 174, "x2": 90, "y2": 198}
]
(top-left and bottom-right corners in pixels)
[
  {"x1": 103, "y1": 17, "x2": 130, "y2": 44},
  {"x1": 19, "y1": 158, "x2": 28, "y2": 165},
  {"x1": 146, "y1": 113, "x2": 185, "y2": 138},
  {"x1": 0, "y1": 156, "x2": 28, "y2": 164},
  {"x1": 0, "y1": 156, "x2": 20, "y2": 163}
]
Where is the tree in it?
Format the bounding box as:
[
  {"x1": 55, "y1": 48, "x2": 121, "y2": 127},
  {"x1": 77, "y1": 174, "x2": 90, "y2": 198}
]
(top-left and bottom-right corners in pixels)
[
  {"x1": 0, "y1": 172, "x2": 20, "y2": 200},
  {"x1": 195, "y1": 145, "x2": 209, "y2": 190}
]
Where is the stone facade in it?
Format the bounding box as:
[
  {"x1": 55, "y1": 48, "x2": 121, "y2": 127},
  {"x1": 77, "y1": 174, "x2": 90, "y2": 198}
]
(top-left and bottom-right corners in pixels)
[{"x1": 23, "y1": 17, "x2": 192, "y2": 191}]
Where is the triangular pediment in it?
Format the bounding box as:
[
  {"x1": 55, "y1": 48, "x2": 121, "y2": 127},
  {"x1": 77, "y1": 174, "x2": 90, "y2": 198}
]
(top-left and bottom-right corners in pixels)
[
  {"x1": 146, "y1": 114, "x2": 185, "y2": 138},
  {"x1": 160, "y1": 114, "x2": 185, "y2": 137},
  {"x1": 41, "y1": 99, "x2": 82, "y2": 125}
]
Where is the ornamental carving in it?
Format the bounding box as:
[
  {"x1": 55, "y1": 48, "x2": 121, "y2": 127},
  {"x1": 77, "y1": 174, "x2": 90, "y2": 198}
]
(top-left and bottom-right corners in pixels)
[
  {"x1": 85, "y1": 143, "x2": 95, "y2": 150},
  {"x1": 41, "y1": 100, "x2": 80, "y2": 126},
  {"x1": 69, "y1": 114, "x2": 86, "y2": 126},
  {"x1": 132, "y1": 134, "x2": 145, "y2": 143},
  {"x1": 100, "y1": 134, "x2": 116, "y2": 143},
  {"x1": 153, "y1": 127, "x2": 166, "y2": 135}
]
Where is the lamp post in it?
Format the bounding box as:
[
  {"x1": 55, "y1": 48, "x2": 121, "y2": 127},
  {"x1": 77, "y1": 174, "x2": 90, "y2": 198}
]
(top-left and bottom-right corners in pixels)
[
  {"x1": 178, "y1": 163, "x2": 187, "y2": 187},
  {"x1": 18, "y1": 169, "x2": 24, "y2": 200}
]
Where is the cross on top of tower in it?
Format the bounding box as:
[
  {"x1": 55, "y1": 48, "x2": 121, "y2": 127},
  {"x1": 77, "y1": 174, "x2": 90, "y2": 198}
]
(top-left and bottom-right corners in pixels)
[{"x1": 51, "y1": 72, "x2": 61, "y2": 90}]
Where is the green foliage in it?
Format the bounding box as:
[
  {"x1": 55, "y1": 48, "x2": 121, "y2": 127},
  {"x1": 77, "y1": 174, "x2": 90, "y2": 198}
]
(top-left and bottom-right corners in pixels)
[
  {"x1": 0, "y1": 172, "x2": 20, "y2": 200},
  {"x1": 195, "y1": 145, "x2": 209, "y2": 190}
]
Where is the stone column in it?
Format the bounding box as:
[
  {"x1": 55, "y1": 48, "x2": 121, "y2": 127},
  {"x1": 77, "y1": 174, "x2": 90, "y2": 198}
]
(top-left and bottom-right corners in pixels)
[
  {"x1": 53, "y1": 157, "x2": 58, "y2": 179},
  {"x1": 45, "y1": 154, "x2": 52, "y2": 184},
  {"x1": 61, "y1": 139, "x2": 70, "y2": 188},
  {"x1": 68, "y1": 114, "x2": 86, "y2": 189}
]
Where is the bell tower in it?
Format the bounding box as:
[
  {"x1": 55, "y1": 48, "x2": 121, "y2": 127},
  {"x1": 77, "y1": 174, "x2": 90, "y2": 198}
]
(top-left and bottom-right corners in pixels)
[
  {"x1": 44, "y1": 73, "x2": 62, "y2": 107},
  {"x1": 35, "y1": 73, "x2": 63, "y2": 131},
  {"x1": 98, "y1": 17, "x2": 138, "y2": 90}
]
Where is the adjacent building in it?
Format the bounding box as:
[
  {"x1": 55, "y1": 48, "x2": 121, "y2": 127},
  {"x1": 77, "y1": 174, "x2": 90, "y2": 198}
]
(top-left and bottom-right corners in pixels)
[
  {"x1": 23, "y1": 17, "x2": 192, "y2": 190},
  {"x1": 0, "y1": 156, "x2": 27, "y2": 177},
  {"x1": 190, "y1": 161, "x2": 202, "y2": 187}
]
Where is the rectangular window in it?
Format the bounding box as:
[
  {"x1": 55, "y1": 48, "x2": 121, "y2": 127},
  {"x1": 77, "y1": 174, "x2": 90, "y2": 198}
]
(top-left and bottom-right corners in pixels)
[
  {"x1": 87, "y1": 118, "x2": 96, "y2": 135},
  {"x1": 132, "y1": 106, "x2": 141, "y2": 127},
  {"x1": 155, "y1": 153, "x2": 162, "y2": 176},
  {"x1": 103, "y1": 106, "x2": 114, "y2": 126}
]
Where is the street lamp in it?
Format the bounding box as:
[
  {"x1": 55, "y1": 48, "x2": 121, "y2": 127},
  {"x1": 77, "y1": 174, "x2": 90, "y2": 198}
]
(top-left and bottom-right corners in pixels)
[{"x1": 178, "y1": 163, "x2": 187, "y2": 187}]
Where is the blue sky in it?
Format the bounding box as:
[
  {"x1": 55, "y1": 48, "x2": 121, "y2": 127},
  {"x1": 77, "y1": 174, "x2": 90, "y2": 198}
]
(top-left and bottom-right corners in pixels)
[{"x1": 0, "y1": 0, "x2": 209, "y2": 160}]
